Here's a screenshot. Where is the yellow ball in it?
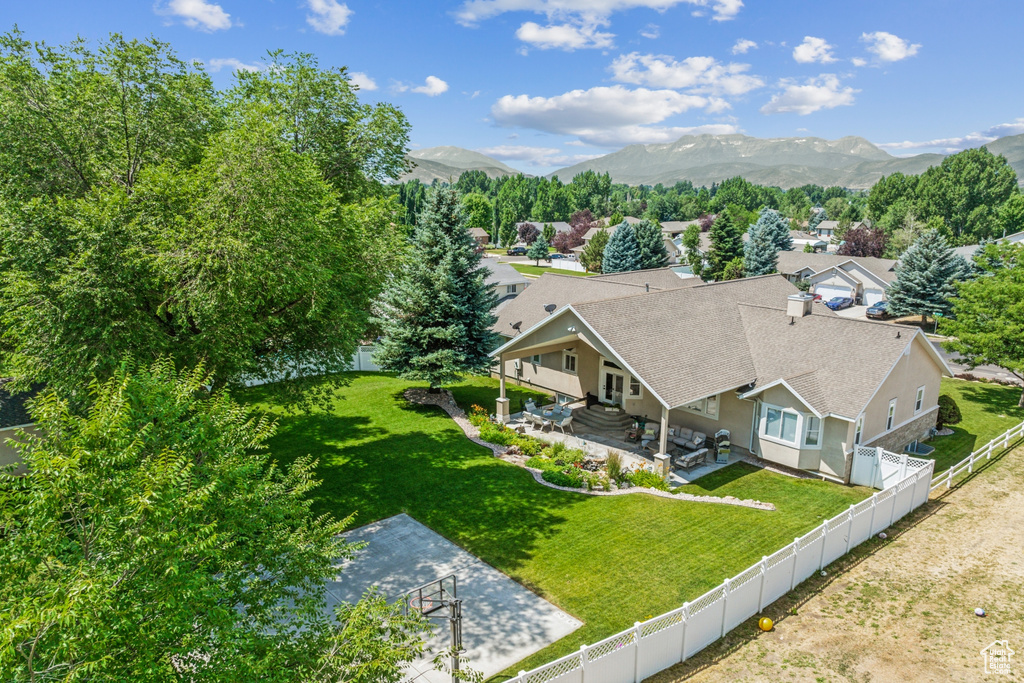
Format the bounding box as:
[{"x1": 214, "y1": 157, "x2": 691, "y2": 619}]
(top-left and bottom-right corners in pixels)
[{"x1": 758, "y1": 617, "x2": 774, "y2": 632}]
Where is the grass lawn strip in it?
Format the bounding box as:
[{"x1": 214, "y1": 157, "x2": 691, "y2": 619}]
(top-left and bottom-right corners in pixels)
[
  {"x1": 243, "y1": 373, "x2": 870, "y2": 675},
  {"x1": 509, "y1": 263, "x2": 596, "y2": 278},
  {"x1": 927, "y1": 377, "x2": 1024, "y2": 472}
]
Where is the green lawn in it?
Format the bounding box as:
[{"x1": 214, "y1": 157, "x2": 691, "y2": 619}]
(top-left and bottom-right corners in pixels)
[
  {"x1": 927, "y1": 377, "x2": 1024, "y2": 473},
  {"x1": 447, "y1": 374, "x2": 551, "y2": 414},
  {"x1": 242, "y1": 373, "x2": 869, "y2": 676},
  {"x1": 510, "y1": 262, "x2": 596, "y2": 277}
]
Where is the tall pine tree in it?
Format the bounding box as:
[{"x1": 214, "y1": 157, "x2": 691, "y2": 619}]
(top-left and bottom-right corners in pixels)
[
  {"x1": 602, "y1": 223, "x2": 642, "y2": 273},
  {"x1": 580, "y1": 228, "x2": 610, "y2": 272},
  {"x1": 757, "y1": 208, "x2": 793, "y2": 252},
  {"x1": 744, "y1": 220, "x2": 778, "y2": 276},
  {"x1": 705, "y1": 211, "x2": 744, "y2": 281},
  {"x1": 887, "y1": 229, "x2": 971, "y2": 323},
  {"x1": 634, "y1": 219, "x2": 669, "y2": 270},
  {"x1": 374, "y1": 186, "x2": 500, "y2": 390}
]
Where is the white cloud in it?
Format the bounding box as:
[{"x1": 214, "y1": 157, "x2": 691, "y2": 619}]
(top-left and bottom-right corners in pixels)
[
  {"x1": 640, "y1": 23, "x2": 660, "y2": 39},
  {"x1": 851, "y1": 57, "x2": 867, "y2": 67},
  {"x1": 876, "y1": 118, "x2": 1024, "y2": 154},
  {"x1": 861, "y1": 31, "x2": 921, "y2": 62},
  {"x1": 157, "y1": 0, "x2": 232, "y2": 31},
  {"x1": 610, "y1": 52, "x2": 763, "y2": 96},
  {"x1": 491, "y1": 85, "x2": 738, "y2": 146},
  {"x1": 206, "y1": 58, "x2": 261, "y2": 73},
  {"x1": 792, "y1": 36, "x2": 837, "y2": 64},
  {"x1": 455, "y1": 0, "x2": 743, "y2": 28},
  {"x1": 348, "y1": 72, "x2": 377, "y2": 91},
  {"x1": 395, "y1": 75, "x2": 449, "y2": 96},
  {"x1": 760, "y1": 74, "x2": 857, "y2": 115},
  {"x1": 515, "y1": 21, "x2": 615, "y2": 50},
  {"x1": 731, "y1": 38, "x2": 756, "y2": 54},
  {"x1": 305, "y1": 0, "x2": 353, "y2": 36}
]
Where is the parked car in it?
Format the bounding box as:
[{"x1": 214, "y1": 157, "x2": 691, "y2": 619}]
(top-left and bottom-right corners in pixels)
[
  {"x1": 506, "y1": 246, "x2": 527, "y2": 256},
  {"x1": 546, "y1": 253, "x2": 567, "y2": 260},
  {"x1": 811, "y1": 293, "x2": 823, "y2": 302},
  {"x1": 825, "y1": 296, "x2": 855, "y2": 311},
  {"x1": 866, "y1": 301, "x2": 890, "y2": 319}
]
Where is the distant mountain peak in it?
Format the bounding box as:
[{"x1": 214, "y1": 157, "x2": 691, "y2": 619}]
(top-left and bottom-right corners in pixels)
[{"x1": 399, "y1": 146, "x2": 522, "y2": 183}]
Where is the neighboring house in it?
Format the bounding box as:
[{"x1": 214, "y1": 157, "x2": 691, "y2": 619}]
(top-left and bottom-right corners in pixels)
[
  {"x1": 485, "y1": 261, "x2": 530, "y2": 304},
  {"x1": 951, "y1": 230, "x2": 1024, "y2": 261},
  {"x1": 814, "y1": 220, "x2": 840, "y2": 239},
  {"x1": 0, "y1": 381, "x2": 37, "y2": 476},
  {"x1": 789, "y1": 231, "x2": 829, "y2": 252},
  {"x1": 468, "y1": 227, "x2": 490, "y2": 246},
  {"x1": 515, "y1": 221, "x2": 573, "y2": 242},
  {"x1": 490, "y1": 271, "x2": 950, "y2": 483},
  {"x1": 777, "y1": 252, "x2": 898, "y2": 306}
]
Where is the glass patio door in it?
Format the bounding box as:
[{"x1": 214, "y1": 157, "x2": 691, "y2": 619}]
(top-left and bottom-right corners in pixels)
[{"x1": 603, "y1": 372, "x2": 624, "y2": 405}]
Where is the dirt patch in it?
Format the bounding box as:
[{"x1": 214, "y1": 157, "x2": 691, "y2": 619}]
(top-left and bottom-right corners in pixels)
[{"x1": 648, "y1": 447, "x2": 1024, "y2": 682}]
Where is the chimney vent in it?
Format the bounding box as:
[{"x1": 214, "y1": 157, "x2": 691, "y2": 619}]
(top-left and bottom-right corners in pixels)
[{"x1": 786, "y1": 293, "x2": 814, "y2": 319}]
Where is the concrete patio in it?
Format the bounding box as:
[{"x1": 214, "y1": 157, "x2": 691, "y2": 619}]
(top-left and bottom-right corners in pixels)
[{"x1": 508, "y1": 411, "x2": 744, "y2": 485}]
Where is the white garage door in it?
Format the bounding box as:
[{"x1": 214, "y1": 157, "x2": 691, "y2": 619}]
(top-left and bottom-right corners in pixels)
[
  {"x1": 863, "y1": 288, "x2": 885, "y2": 306},
  {"x1": 814, "y1": 283, "x2": 853, "y2": 301}
]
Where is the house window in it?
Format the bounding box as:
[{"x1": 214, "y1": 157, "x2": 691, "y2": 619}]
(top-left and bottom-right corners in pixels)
[
  {"x1": 854, "y1": 416, "x2": 863, "y2": 445},
  {"x1": 563, "y1": 351, "x2": 577, "y2": 375},
  {"x1": 603, "y1": 360, "x2": 622, "y2": 370},
  {"x1": 628, "y1": 376, "x2": 642, "y2": 398},
  {"x1": 804, "y1": 416, "x2": 821, "y2": 447},
  {"x1": 762, "y1": 404, "x2": 800, "y2": 446},
  {"x1": 506, "y1": 284, "x2": 518, "y2": 294},
  {"x1": 887, "y1": 398, "x2": 897, "y2": 431},
  {"x1": 681, "y1": 394, "x2": 720, "y2": 419},
  {"x1": 556, "y1": 393, "x2": 573, "y2": 405},
  {"x1": 531, "y1": 354, "x2": 542, "y2": 365},
  {"x1": 915, "y1": 386, "x2": 925, "y2": 413}
]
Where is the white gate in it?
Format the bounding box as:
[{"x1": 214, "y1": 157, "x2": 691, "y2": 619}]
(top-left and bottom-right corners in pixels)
[{"x1": 850, "y1": 446, "x2": 933, "y2": 490}]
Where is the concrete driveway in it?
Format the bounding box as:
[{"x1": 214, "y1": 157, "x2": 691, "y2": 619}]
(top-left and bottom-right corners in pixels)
[
  {"x1": 832, "y1": 304, "x2": 869, "y2": 320},
  {"x1": 325, "y1": 514, "x2": 582, "y2": 683}
]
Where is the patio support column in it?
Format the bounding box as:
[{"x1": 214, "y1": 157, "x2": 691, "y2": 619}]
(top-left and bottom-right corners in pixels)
[
  {"x1": 496, "y1": 353, "x2": 510, "y2": 424},
  {"x1": 659, "y1": 405, "x2": 669, "y2": 456}
]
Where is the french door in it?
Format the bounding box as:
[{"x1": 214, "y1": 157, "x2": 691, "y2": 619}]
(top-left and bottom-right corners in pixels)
[{"x1": 603, "y1": 371, "x2": 624, "y2": 406}]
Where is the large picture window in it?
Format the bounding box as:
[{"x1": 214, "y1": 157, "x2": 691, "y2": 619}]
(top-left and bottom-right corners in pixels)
[{"x1": 762, "y1": 405, "x2": 799, "y2": 445}]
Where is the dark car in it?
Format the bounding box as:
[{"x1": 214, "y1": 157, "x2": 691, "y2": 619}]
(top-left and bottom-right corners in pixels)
[
  {"x1": 546, "y1": 252, "x2": 567, "y2": 260},
  {"x1": 506, "y1": 246, "x2": 527, "y2": 256},
  {"x1": 866, "y1": 300, "x2": 890, "y2": 319},
  {"x1": 825, "y1": 296, "x2": 855, "y2": 311}
]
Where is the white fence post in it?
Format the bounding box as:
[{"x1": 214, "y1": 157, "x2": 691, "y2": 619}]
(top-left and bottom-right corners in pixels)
[
  {"x1": 578, "y1": 645, "x2": 588, "y2": 683},
  {"x1": 845, "y1": 505, "x2": 856, "y2": 553},
  {"x1": 888, "y1": 489, "x2": 897, "y2": 527},
  {"x1": 789, "y1": 539, "x2": 800, "y2": 591},
  {"x1": 633, "y1": 622, "x2": 642, "y2": 683},
  {"x1": 898, "y1": 453, "x2": 908, "y2": 481},
  {"x1": 868, "y1": 496, "x2": 877, "y2": 532},
  {"x1": 720, "y1": 578, "x2": 731, "y2": 638},
  {"x1": 679, "y1": 602, "x2": 690, "y2": 662},
  {"x1": 756, "y1": 557, "x2": 768, "y2": 612},
  {"x1": 818, "y1": 521, "x2": 829, "y2": 570}
]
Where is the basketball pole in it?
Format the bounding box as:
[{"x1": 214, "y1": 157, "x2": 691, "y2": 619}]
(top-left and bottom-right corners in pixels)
[{"x1": 449, "y1": 599, "x2": 463, "y2": 683}]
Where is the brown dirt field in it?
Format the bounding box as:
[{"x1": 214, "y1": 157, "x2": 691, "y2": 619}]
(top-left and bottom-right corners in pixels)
[{"x1": 647, "y1": 445, "x2": 1024, "y2": 683}]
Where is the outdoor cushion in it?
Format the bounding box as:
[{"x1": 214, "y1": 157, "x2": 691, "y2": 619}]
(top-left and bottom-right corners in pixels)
[
  {"x1": 691, "y1": 432, "x2": 707, "y2": 447},
  {"x1": 676, "y1": 427, "x2": 693, "y2": 442}
]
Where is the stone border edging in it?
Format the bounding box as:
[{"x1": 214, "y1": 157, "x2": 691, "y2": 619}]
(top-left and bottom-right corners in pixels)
[{"x1": 405, "y1": 388, "x2": 775, "y2": 511}]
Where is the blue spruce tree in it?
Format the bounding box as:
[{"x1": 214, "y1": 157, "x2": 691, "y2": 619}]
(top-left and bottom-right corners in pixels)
[
  {"x1": 602, "y1": 223, "x2": 642, "y2": 273},
  {"x1": 634, "y1": 219, "x2": 669, "y2": 270},
  {"x1": 756, "y1": 208, "x2": 793, "y2": 252},
  {"x1": 887, "y1": 230, "x2": 972, "y2": 323},
  {"x1": 744, "y1": 220, "x2": 778, "y2": 276}
]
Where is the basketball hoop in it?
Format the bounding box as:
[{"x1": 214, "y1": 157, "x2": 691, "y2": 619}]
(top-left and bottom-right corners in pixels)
[{"x1": 404, "y1": 575, "x2": 464, "y2": 683}]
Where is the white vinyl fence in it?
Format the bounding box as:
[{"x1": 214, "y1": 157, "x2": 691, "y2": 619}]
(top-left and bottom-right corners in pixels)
[
  {"x1": 930, "y1": 419, "x2": 1024, "y2": 493},
  {"x1": 511, "y1": 454, "x2": 935, "y2": 683},
  {"x1": 850, "y1": 447, "x2": 934, "y2": 489}
]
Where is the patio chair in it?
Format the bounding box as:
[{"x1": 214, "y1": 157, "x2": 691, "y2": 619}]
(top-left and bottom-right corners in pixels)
[
  {"x1": 640, "y1": 425, "x2": 660, "y2": 452},
  {"x1": 554, "y1": 415, "x2": 574, "y2": 434},
  {"x1": 524, "y1": 399, "x2": 537, "y2": 413}
]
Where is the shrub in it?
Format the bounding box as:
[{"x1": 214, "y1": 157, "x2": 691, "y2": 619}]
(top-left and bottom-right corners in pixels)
[
  {"x1": 606, "y1": 451, "x2": 623, "y2": 483},
  {"x1": 525, "y1": 455, "x2": 553, "y2": 470},
  {"x1": 542, "y1": 468, "x2": 585, "y2": 488},
  {"x1": 936, "y1": 394, "x2": 962, "y2": 430},
  {"x1": 478, "y1": 421, "x2": 517, "y2": 446},
  {"x1": 515, "y1": 436, "x2": 543, "y2": 457},
  {"x1": 627, "y1": 469, "x2": 669, "y2": 491}
]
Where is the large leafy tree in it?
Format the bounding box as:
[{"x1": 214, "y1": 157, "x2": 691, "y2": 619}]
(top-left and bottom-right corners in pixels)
[
  {"x1": 373, "y1": 187, "x2": 500, "y2": 390},
  {"x1": 461, "y1": 192, "x2": 492, "y2": 231},
  {"x1": 918, "y1": 147, "x2": 1018, "y2": 243},
  {"x1": 837, "y1": 225, "x2": 887, "y2": 257},
  {"x1": 518, "y1": 221, "x2": 540, "y2": 245},
  {"x1": 886, "y1": 230, "x2": 971, "y2": 323},
  {"x1": 634, "y1": 219, "x2": 669, "y2": 270},
  {"x1": 0, "y1": 35, "x2": 407, "y2": 406},
  {"x1": 602, "y1": 223, "x2": 641, "y2": 273},
  {"x1": 580, "y1": 228, "x2": 610, "y2": 272},
  {"x1": 943, "y1": 243, "x2": 1024, "y2": 406},
  {"x1": 705, "y1": 210, "x2": 744, "y2": 281},
  {"x1": 0, "y1": 360, "x2": 427, "y2": 681},
  {"x1": 681, "y1": 224, "x2": 704, "y2": 279}
]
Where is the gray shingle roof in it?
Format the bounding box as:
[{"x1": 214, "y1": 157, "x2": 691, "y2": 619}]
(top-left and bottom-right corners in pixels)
[
  {"x1": 775, "y1": 252, "x2": 898, "y2": 284},
  {"x1": 492, "y1": 268, "x2": 694, "y2": 336},
  {"x1": 483, "y1": 261, "x2": 529, "y2": 288},
  {"x1": 0, "y1": 381, "x2": 36, "y2": 429}
]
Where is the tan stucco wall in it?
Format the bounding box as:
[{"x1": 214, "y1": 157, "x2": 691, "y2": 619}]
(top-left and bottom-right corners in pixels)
[
  {"x1": 751, "y1": 385, "x2": 852, "y2": 478},
  {"x1": 860, "y1": 334, "x2": 944, "y2": 448},
  {"x1": 0, "y1": 425, "x2": 35, "y2": 476},
  {"x1": 667, "y1": 390, "x2": 754, "y2": 451}
]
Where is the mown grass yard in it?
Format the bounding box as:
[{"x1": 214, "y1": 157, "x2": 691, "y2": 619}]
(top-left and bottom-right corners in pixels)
[
  {"x1": 928, "y1": 377, "x2": 1024, "y2": 472},
  {"x1": 509, "y1": 262, "x2": 596, "y2": 278},
  {"x1": 242, "y1": 373, "x2": 870, "y2": 675}
]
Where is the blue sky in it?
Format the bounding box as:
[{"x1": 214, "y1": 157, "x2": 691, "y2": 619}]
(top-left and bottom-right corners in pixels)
[{"x1": 7, "y1": 1, "x2": 1024, "y2": 175}]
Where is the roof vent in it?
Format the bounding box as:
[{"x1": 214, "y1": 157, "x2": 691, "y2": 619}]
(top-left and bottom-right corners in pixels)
[
  {"x1": 787, "y1": 293, "x2": 814, "y2": 319},
  {"x1": 645, "y1": 282, "x2": 650, "y2": 292}
]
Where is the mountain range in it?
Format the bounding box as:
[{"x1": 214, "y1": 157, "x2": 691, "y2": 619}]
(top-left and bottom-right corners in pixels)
[{"x1": 399, "y1": 134, "x2": 1024, "y2": 190}]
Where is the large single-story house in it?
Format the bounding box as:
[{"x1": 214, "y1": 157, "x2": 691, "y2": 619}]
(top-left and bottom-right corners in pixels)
[
  {"x1": 776, "y1": 252, "x2": 898, "y2": 306},
  {"x1": 1, "y1": 381, "x2": 37, "y2": 476},
  {"x1": 484, "y1": 261, "x2": 531, "y2": 304},
  {"x1": 490, "y1": 269, "x2": 950, "y2": 483}
]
